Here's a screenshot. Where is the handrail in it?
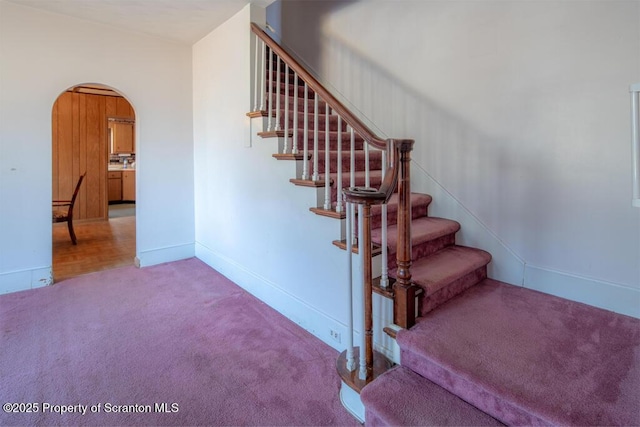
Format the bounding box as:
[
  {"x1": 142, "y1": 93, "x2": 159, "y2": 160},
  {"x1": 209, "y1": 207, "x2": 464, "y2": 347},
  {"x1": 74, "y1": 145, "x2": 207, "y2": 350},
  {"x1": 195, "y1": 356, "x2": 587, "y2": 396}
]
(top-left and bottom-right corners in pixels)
[
  {"x1": 251, "y1": 23, "x2": 387, "y2": 150},
  {"x1": 343, "y1": 141, "x2": 402, "y2": 205}
]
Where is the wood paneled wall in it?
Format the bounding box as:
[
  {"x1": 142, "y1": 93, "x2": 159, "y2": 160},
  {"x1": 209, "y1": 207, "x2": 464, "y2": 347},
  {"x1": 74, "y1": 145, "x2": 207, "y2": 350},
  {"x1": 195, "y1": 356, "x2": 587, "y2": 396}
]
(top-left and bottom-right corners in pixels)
[{"x1": 52, "y1": 92, "x2": 134, "y2": 221}]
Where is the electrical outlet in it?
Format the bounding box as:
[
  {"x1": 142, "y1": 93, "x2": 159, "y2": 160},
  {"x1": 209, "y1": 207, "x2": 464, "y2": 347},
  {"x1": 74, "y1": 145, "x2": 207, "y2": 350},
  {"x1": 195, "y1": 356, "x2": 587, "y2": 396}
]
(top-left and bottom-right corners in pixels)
[{"x1": 329, "y1": 329, "x2": 341, "y2": 343}]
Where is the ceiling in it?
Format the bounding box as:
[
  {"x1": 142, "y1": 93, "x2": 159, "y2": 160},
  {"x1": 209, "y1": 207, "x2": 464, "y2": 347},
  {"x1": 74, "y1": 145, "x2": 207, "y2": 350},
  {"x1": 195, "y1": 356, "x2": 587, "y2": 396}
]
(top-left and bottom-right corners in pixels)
[{"x1": 6, "y1": 0, "x2": 273, "y2": 44}]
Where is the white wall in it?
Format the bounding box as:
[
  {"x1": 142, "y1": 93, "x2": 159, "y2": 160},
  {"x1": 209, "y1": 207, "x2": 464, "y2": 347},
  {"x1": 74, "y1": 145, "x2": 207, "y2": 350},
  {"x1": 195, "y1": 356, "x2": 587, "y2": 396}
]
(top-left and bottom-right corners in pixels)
[
  {"x1": 193, "y1": 5, "x2": 358, "y2": 348},
  {"x1": 0, "y1": 1, "x2": 195, "y2": 292},
  {"x1": 276, "y1": 0, "x2": 640, "y2": 317}
]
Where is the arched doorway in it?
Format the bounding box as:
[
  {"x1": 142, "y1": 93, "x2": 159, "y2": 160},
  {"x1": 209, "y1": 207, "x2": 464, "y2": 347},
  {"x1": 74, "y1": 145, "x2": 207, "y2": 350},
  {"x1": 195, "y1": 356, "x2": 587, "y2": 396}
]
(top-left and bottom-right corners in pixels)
[{"x1": 51, "y1": 83, "x2": 136, "y2": 282}]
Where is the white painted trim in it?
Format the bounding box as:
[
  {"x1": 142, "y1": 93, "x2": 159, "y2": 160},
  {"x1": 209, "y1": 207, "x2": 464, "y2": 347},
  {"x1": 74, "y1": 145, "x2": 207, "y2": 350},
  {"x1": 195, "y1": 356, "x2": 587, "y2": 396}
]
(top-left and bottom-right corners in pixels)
[
  {"x1": 0, "y1": 266, "x2": 52, "y2": 294},
  {"x1": 339, "y1": 381, "x2": 365, "y2": 423},
  {"x1": 136, "y1": 243, "x2": 195, "y2": 268},
  {"x1": 195, "y1": 242, "x2": 348, "y2": 351},
  {"x1": 524, "y1": 264, "x2": 640, "y2": 319}
]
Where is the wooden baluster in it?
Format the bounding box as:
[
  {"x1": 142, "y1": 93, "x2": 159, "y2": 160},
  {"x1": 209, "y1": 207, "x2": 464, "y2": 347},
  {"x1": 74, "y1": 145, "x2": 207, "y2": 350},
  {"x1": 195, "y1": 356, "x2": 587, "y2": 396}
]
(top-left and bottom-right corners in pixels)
[
  {"x1": 350, "y1": 127, "x2": 355, "y2": 188},
  {"x1": 283, "y1": 64, "x2": 289, "y2": 153},
  {"x1": 312, "y1": 96, "x2": 320, "y2": 181},
  {"x1": 302, "y1": 83, "x2": 309, "y2": 180},
  {"x1": 292, "y1": 72, "x2": 299, "y2": 155},
  {"x1": 345, "y1": 200, "x2": 355, "y2": 371},
  {"x1": 336, "y1": 116, "x2": 343, "y2": 213},
  {"x1": 350, "y1": 127, "x2": 356, "y2": 243},
  {"x1": 259, "y1": 40, "x2": 266, "y2": 111},
  {"x1": 380, "y1": 148, "x2": 389, "y2": 289},
  {"x1": 393, "y1": 139, "x2": 417, "y2": 329},
  {"x1": 267, "y1": 47, "x2": 273, "y2": 131},
  {"x1": 364, "y1": 140, "x2": 370, "y2": 188},
  {"x1": 361, "y1": 202, "x2": 374, "y2": 380},
  {"x1": 253, "y1": 34, "x2": 260, "y2": 112},
  {"x1": 357, "y1": 204, "x2": 367, "y2": 380},
  {"x1": 275, "y1": 56, "x2": 282, "y2": 132},
  {"x1": 324, "y1": 103, "x2": 331, "y2": 209}
]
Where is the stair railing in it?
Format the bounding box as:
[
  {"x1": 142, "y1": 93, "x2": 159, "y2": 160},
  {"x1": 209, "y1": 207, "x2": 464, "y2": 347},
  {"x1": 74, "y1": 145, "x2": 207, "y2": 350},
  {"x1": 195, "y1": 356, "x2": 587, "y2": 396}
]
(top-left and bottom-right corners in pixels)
[{"x1": 250, "y1": 23, "x2": 418, "y2": 381}]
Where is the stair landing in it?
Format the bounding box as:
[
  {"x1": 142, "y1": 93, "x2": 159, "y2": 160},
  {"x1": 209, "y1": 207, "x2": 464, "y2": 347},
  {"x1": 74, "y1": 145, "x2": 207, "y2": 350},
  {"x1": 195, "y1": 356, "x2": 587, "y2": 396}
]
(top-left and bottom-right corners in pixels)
[{"x1": 397, "y1": 279, "x2": 640, "y2": 426}]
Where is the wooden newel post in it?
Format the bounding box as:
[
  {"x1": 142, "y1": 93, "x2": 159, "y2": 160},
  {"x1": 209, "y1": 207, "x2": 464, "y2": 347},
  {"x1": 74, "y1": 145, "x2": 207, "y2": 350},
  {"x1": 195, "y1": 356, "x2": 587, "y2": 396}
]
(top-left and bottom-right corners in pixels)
[
  {"x1": 393, "y1": 139, "x2": 418, "y2": 329},
  {"x1": 362, "y1": 203, "x2": 374, "y2": 380}
]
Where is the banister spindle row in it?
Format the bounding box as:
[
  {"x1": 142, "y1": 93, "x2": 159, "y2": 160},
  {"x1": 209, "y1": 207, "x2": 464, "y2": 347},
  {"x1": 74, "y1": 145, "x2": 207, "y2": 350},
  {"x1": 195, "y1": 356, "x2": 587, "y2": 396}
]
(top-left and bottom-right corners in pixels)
[{"x1": 250, "y1": 27, "x2": 417, "y2": 389}]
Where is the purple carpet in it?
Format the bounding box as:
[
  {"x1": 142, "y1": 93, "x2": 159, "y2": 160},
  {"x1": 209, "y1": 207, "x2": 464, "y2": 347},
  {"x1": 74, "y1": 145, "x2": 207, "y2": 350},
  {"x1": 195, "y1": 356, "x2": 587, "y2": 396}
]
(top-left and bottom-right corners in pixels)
[
  {"x1": 0, "y1": 258, "x2": 358, "y2": 426},
  {"x1": 397, "y1": 279, "x2": 640, "y2": 426}
]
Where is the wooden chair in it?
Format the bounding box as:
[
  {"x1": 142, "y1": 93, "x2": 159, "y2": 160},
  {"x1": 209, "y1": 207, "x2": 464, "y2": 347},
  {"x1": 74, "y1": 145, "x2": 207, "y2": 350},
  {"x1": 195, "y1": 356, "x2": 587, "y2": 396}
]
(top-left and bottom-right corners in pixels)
[{"x1": 53, "y1": 173, "x2": 86, "y2": 245}]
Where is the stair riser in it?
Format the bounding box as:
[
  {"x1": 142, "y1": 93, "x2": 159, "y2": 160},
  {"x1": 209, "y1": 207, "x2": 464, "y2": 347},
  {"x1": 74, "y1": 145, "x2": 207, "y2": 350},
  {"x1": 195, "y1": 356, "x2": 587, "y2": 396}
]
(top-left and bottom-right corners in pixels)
[
  {"x1": 275, "y1": 95, "x2": 328, "y2": 113},
  {"x1": 279, "y1": 111, "x2": 348, "y2": 132},
  {"x1": 420, "y1": 266, "x2": 487, "y2": 316},
  {"x1": 269, "y1": 82, "x2": 314, "y2": 99},
  {"x1": 294, "y1": 131, "x2": 366, "y2": 151},
  {"x1": 370, "y1": 203, "x2": 429, "y2": 230},
  {"x1": 386, "y1": 234, "x2": 456, "y2": 271},
  {"x1": 266, "y1": 70, "x2": 300, "y2": 85},
  {"x1": 317, "y1": 151, "x2": 383, "y2": 174}
]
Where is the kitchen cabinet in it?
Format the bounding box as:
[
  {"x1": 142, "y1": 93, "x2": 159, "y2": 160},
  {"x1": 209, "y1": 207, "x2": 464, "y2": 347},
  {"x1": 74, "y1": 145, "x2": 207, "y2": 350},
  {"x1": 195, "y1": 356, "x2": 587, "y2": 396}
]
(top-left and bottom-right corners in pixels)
[
  {"x1": 108, "y1": 171, "x2": 122, "y2": 202},
  {"x1": 109, "y1": 121, "x2": 135, "y2": 154},
  {"x1": 122, "y1": 170, "x2": 136, "y2": 201},
  {"x1": 108, "y1": 170, "x2": 135, "y2": 202}
]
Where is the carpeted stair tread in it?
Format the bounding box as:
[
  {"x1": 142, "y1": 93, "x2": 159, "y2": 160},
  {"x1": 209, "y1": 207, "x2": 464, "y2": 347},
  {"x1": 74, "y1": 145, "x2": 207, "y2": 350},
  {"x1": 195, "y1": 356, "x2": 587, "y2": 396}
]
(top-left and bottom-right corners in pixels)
[
  {"x1": 397, "y1": 279, "x2": 640, "y2": 426},
  {"x1": 361, "y1": 366, "x2": 504, "y2": 426},
  {"x1": 372, "y1": 216, "x2": 460, "y2": 256},
  {"x1": 392, "y1": 246, "x2": 490, "y2": 297}
]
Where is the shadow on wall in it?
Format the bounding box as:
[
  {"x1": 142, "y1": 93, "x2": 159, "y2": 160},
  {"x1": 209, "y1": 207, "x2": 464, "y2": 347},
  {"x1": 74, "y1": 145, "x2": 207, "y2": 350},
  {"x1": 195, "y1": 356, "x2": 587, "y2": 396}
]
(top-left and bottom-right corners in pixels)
[
  {"x1": 268, "y1": 0, "x2": 359, "y2": 74},
  {"x1": 268, "y1": 0, "x2": 551, "y2": 261}
]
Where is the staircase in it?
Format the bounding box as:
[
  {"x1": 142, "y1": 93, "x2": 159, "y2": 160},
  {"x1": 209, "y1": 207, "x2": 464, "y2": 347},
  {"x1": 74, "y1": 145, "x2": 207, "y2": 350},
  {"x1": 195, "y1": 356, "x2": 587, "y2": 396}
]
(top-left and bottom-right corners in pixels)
[{"x1": 249, "y1": 24, "x2": 640, "y2": 426}]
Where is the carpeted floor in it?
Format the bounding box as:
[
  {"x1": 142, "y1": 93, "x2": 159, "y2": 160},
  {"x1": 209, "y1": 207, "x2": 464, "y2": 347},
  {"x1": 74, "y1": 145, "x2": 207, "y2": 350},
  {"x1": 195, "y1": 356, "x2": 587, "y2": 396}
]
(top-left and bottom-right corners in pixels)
[{"x1": 0, "y1": 258, "x2": 358, "y2": 426}]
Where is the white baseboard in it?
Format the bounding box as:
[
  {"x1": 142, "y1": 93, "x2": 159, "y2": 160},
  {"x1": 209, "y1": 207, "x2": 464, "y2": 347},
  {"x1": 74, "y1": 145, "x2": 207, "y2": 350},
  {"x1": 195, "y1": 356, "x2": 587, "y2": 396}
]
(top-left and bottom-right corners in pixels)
[
  {"x1": 0, "y1": 266, "x2": 52, "y2": 294},
  {"x1": 524, "y1": 264, "x2": 640, "y2": 319},
  {"x1": 195, "y1": 241, "x2": 350, "y2": 352},
  {"x1": 136, "y1": 243, "x2": 195, "y2": 268}
]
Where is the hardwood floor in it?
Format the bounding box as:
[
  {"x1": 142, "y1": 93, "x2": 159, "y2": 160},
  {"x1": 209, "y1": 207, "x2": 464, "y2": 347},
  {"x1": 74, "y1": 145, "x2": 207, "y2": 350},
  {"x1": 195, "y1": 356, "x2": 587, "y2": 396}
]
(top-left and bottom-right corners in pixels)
[{"x1": 53, "y1": 216, "x2": 135, "y2": 282}]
